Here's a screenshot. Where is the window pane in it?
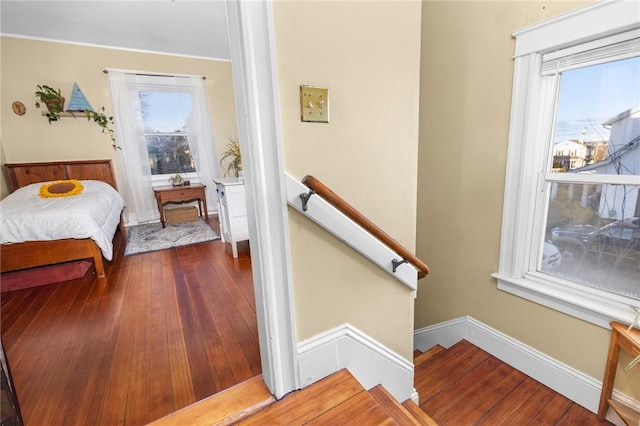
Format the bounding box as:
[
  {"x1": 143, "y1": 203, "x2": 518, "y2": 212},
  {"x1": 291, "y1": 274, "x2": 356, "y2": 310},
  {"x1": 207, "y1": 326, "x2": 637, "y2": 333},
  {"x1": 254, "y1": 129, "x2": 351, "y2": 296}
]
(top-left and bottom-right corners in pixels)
[
  {"x1": 139, "y1": 91, "x2": 197, "y2": 176},
  {"x1": 552, "y1": 57, "x2": 640, "y2": 175},
  {"x1": 541, "y1": 182, "x2": 640, "y2": 300},
  {"x1": 139, "y1": 91, "x2": 193, "y2": 133},
  {"x1": 146, "y1": 135, "x2": 196, "y2": 175}
]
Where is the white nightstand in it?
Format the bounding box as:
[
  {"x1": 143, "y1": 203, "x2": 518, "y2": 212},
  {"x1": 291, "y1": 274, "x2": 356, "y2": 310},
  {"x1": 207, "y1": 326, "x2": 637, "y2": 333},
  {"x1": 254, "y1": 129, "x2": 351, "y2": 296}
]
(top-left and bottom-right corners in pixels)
[{"x1": 213, "y1": 178, "x2": 249, "y2": 258}]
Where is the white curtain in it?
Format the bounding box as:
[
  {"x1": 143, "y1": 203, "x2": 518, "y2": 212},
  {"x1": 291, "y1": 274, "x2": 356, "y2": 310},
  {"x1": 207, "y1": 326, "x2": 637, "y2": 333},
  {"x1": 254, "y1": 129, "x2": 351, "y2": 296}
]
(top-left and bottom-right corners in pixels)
[
  {"x1": 180, "y1": 76, "x2": 219, "y2": 212},
  {"x1": 108, "y1": 71, "x2": 220, "y2": 225}
]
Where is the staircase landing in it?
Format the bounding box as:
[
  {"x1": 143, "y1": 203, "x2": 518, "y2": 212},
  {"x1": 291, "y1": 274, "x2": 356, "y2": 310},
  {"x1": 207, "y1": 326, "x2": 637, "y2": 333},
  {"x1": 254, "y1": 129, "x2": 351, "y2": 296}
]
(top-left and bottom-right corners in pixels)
[{"x1": 148, "y1": 369, "x2": 437, "y2": 425}]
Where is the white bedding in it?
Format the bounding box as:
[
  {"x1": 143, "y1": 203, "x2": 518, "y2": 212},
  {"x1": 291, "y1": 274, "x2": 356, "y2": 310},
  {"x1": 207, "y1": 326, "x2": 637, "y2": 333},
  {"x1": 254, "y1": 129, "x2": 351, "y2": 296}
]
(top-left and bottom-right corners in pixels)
[{"x1": 0, "y1": 180, "x2": 124, "y2": 260}]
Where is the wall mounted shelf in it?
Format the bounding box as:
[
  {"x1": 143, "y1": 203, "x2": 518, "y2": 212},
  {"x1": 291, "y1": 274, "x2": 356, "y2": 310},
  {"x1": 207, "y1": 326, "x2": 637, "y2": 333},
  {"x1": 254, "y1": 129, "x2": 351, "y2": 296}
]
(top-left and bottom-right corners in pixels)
[{"x1": 40, "y1": 111, "x2": 86, "y2": 118}]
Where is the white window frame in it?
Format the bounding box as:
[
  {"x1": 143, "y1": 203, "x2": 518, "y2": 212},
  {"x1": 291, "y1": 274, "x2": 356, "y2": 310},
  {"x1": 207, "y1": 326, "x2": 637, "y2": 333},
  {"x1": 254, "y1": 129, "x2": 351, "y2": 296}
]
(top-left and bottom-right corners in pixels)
[
  {"x1": 494, "y1": 0, "x2": 640, "y2": 329},
  {"x1": 134, "y1": 76, "x2": 207, "y2": 187}
]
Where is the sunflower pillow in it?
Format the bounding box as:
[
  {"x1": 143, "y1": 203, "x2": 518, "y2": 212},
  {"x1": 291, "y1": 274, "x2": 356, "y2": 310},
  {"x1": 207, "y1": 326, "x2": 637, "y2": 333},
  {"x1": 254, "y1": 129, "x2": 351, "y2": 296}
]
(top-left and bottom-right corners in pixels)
[{"x1": 39, "y1": 180, "x2": 85, "y2": 198}]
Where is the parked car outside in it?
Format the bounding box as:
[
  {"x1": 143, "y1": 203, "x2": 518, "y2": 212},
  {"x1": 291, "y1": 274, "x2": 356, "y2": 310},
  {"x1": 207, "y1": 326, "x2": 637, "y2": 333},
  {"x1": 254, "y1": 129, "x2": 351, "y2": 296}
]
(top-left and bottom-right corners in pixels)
[
  {"x1": 542, "y1": 241, "x2": 562, "y2": 270},
  {"x1": 550, "y1": 218, "x2": 640, "y2": 267}
]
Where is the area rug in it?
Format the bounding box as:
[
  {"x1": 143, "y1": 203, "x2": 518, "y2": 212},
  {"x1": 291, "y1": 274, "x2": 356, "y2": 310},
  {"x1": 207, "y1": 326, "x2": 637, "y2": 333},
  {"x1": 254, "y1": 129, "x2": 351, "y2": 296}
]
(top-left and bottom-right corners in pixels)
[{"x1": 124, "y1": 219, "x2": 220, "y2": 256}]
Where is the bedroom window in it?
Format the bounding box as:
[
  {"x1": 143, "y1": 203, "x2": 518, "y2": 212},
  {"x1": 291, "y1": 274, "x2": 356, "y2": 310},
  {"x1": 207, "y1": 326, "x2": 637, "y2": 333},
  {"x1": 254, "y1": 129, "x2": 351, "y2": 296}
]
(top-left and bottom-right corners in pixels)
[
  {"x1": 139, "y1": 91, "x2": 197, "y2": 176},
  {"x1": 494, "y1": 1, "x2": 640, "y2": 328},
  {"x1": 108, "y1": 70, "x2": 219, "y2": 224}
]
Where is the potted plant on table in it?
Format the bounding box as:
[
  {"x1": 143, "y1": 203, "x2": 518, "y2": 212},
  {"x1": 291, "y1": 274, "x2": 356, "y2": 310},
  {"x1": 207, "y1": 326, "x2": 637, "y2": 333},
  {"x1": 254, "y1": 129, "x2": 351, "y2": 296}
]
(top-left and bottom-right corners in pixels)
[
  {"x1": 169, "y1": 172, "x2": 184, "y2": 186},
  {"x1": 34, "y1": 84, "x2": 65, "y2": 123},
  {"x1": 220, "y1": 137, "x2": 242, "y2": 178}
]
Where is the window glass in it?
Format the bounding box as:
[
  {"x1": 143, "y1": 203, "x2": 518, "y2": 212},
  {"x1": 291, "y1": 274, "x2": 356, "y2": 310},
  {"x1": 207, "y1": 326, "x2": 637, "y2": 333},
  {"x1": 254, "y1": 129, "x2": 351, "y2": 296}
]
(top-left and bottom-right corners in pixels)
[
  {"x1": 139, "y1": 91, "x2": 197, "y2": 175},
  {"x1": 542, "y1": 182, "x2": 640, "y2": 300},
  {"x1": 552, "y1": 57, "x2": 640, "y2": 175},
  {"x1": 540, "y1": 56, "x2": 640, "y2": 301}
]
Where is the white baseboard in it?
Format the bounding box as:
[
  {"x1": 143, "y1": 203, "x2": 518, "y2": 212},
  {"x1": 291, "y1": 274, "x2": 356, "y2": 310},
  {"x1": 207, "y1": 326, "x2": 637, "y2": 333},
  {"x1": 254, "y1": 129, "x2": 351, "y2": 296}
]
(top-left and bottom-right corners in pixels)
[
  {"x1": 298, "y1": 323, "x2": 415, "y2": 403},
  {"x1": 414, "y1": 316, "x2": 638, "y2": 425}
]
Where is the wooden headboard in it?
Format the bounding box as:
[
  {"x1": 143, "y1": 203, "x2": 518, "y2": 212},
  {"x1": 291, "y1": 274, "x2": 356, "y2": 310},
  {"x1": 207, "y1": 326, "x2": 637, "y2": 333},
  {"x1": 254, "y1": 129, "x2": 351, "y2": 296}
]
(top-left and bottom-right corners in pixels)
[{"x1": 4, "y1": 159, "x2": 118, "y2": 192}]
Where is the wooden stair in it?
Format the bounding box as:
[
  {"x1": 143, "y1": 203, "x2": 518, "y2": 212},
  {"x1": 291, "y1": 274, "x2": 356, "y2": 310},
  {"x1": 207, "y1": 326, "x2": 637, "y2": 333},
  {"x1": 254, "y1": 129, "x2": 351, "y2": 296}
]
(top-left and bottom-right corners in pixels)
[
  {"x1": 147, "y1": 375, "x2": 275, "y2": 426},
  {"x1": 414, "y1": 345, "x2": 445, "y2": 367},
  {"x1": 148, "y1": 369, "x2": 438, "y2": 425}
]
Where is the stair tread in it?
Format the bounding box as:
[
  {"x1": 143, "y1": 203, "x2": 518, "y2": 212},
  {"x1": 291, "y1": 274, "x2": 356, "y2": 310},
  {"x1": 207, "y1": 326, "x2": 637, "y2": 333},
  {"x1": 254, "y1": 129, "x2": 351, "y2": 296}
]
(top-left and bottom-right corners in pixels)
[
  {"x1": 147, "y1": 375, "x2": 273, "y2": 426},
  {"x1": 369, "y1": 384, "x2": 421, "y2": 425},
  {"x1": 414, "y1": 344, "x2": 445, "y2": 366},
  {"x1": 239, "y1": 369, "x2": 365, "y2": 425},
  {"x1": 306, "y1": 390, "x2": 397, "y2": 425},
  {"x1": 153, "y1": 369, "x2": 429, "y2": 425},
  {"x1": 402, "y1": 400, "x2": 440, "y2": 426}
]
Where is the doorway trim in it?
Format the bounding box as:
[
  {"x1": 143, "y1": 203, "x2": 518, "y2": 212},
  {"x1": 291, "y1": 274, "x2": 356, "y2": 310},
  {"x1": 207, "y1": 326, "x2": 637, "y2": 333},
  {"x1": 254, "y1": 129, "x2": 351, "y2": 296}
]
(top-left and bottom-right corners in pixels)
[{"x1": 225, "y1": 0, "x2": 300, "y2": 399}]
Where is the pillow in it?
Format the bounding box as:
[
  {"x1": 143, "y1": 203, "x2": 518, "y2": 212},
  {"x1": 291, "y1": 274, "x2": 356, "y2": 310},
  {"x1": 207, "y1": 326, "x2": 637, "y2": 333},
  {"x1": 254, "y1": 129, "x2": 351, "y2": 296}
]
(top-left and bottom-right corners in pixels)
[{"x1": 39, "y1": 180, "x2": 84, "y2": 198}]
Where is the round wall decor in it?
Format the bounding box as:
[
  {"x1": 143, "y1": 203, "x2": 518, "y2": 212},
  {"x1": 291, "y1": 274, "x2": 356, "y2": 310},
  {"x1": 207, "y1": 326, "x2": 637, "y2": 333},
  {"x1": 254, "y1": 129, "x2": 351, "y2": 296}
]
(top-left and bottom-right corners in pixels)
[{"x1": 12, "y1": 101, "x2": 26, "y2": 116}]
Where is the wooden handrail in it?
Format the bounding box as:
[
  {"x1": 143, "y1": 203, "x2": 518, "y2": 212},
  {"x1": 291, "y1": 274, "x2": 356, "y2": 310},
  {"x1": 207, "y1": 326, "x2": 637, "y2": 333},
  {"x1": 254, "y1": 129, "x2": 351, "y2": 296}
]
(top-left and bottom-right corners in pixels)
[{"x1": 301, "y1": 175, "x2": 429, "y2": 279}]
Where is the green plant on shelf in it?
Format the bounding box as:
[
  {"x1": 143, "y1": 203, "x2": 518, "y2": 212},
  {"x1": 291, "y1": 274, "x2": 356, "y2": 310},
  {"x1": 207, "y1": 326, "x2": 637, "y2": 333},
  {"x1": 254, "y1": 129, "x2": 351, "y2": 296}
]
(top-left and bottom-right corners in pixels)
[
  {"x1": 86, "y1": 107, "x2": 118, "y2": 150},
  {"x1": 34, "y1": 84, "x2": 65, "y2": 123},
  {"x1": 34, "y1": 84, "x2": 119, "y2": 149}
]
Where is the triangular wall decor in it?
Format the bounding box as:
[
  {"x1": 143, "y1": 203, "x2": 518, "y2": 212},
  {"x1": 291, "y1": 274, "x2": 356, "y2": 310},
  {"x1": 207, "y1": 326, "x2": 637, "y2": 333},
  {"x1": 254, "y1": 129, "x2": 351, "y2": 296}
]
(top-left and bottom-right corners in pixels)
[{"x1": 67, "y1": 82, "x2": 94, "y2": 112}]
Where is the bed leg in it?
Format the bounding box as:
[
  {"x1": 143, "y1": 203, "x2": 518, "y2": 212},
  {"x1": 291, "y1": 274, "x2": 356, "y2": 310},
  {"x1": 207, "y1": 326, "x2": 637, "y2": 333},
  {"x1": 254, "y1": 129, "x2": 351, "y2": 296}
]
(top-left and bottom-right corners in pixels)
[
  {"x1": 94, "y1": 257, "x2": 105, "y2": 278},
  {"x1": 91, "y1": 246, "x2": 105, "y2": 278}
]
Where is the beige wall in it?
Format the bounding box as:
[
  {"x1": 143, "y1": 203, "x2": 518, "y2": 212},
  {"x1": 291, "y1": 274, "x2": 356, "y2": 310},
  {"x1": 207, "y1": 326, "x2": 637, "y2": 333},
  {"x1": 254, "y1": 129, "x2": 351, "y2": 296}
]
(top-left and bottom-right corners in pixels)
[
  {"x1": 0, "y1": 37, "x2": 238, "y2": 191},
  {"x1": 273, "y1": 0, "x2": 422, "y2": 359},
  {"x1": 416, "y1": 1, "x2": 638, "y2": 397}
]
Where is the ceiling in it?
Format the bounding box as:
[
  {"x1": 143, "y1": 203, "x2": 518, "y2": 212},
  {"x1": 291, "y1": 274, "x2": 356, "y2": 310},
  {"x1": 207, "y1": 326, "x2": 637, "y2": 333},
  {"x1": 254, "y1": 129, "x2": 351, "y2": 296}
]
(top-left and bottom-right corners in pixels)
[{"x1": 0, "y1": 1, "x2": 231, "y2": 60}]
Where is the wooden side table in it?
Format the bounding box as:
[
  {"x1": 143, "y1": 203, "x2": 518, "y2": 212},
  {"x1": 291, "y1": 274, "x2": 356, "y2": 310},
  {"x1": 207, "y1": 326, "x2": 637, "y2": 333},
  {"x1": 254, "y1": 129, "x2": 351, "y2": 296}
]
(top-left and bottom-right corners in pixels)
[
  {"x1": 597, "y1": 321, "x2": 640, "y2": 425},
  {"x1": 153, "y1": 184, "x2": 208, "y2": 228}
]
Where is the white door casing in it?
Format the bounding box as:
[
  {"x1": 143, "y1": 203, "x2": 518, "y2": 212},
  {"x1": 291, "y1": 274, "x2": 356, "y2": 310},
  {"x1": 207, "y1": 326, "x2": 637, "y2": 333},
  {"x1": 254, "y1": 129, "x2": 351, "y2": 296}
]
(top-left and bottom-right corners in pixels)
[{"x1": 225, "y1": 0, "x2": 300, "y2": 399}]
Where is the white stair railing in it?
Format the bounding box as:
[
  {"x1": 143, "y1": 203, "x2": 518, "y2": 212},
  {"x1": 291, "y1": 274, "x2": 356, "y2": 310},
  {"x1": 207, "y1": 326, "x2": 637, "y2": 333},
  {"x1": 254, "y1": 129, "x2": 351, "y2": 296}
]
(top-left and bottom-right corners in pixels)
[{"x1": 285, "y1": 172, "x2": 423, "y2": 291}]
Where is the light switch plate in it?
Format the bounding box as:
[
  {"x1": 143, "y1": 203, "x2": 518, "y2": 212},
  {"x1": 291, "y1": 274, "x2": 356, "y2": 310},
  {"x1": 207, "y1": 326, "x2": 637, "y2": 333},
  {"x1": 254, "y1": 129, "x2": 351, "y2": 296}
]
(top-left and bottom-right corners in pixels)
[{"x1": 300, "y1": 86, "x2": 329, "y2": 123}]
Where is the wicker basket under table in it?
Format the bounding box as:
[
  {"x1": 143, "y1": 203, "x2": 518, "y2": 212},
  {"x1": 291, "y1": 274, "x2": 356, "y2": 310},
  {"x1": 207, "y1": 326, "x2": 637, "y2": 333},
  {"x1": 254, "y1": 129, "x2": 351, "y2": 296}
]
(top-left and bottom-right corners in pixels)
[{"x1": 165, "y1": 206, "x2": 199, "y2": 224}]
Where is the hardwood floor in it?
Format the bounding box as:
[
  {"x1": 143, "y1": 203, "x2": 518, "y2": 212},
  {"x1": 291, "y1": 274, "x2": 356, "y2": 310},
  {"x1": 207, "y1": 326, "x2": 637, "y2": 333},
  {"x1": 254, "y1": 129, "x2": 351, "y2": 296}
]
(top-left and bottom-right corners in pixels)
[
  {"x1": 1, "y1": 218, "x2": 619, "y2": 426},
  {"x1": 148, "y1": 342, "x2": 615, "y2": 425},
  {"x1": 1, "y1": 217, "x2": 259, "y2": 426},
  {"x1": 415, "y1": 340, "x2": 613, "y2": 426}
]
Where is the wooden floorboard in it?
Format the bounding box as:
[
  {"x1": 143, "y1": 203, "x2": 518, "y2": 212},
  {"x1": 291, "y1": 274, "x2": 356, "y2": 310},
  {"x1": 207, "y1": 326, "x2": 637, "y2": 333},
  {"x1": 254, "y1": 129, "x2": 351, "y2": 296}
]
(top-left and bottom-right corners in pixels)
[
  {"x1": 423, "y1": 357, "x2": 516, "y2": 424},
  {"x1": 1, "y1": 217, "x2": 259, "y2": 426},
  {"x1": 556, "y1": 403, "x2": 615, "y2": 426},
  {"x1": 417, "y1": 340, "x2": 613, "y2": 426},
  {"x1": 304, "y1": 390, "x2": 384, "y2": 425},
  {"x1": 147, "y1": 374, "x2": 274, "y2": 426},
  {"x1": 240, "y1": 369, "x2": 365, "y2": 425}
]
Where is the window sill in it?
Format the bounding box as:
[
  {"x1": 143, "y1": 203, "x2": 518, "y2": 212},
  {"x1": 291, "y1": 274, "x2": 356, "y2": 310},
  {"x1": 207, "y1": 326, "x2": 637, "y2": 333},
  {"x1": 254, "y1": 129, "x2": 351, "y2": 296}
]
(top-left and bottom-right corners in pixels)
[
  {"x1": 493, "y1": 272, "x2": 639, "y2": 329},
  {"x1": 151, "y1": 173, "x2": 199, "y2": 187}
]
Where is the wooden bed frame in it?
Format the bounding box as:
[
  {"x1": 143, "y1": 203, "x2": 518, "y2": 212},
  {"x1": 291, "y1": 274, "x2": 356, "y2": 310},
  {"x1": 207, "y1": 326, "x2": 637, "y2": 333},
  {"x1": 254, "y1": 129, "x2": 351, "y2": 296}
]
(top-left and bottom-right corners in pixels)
[{"x1": 1, "y1": 159, "x2": 121, "y2": 281}]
